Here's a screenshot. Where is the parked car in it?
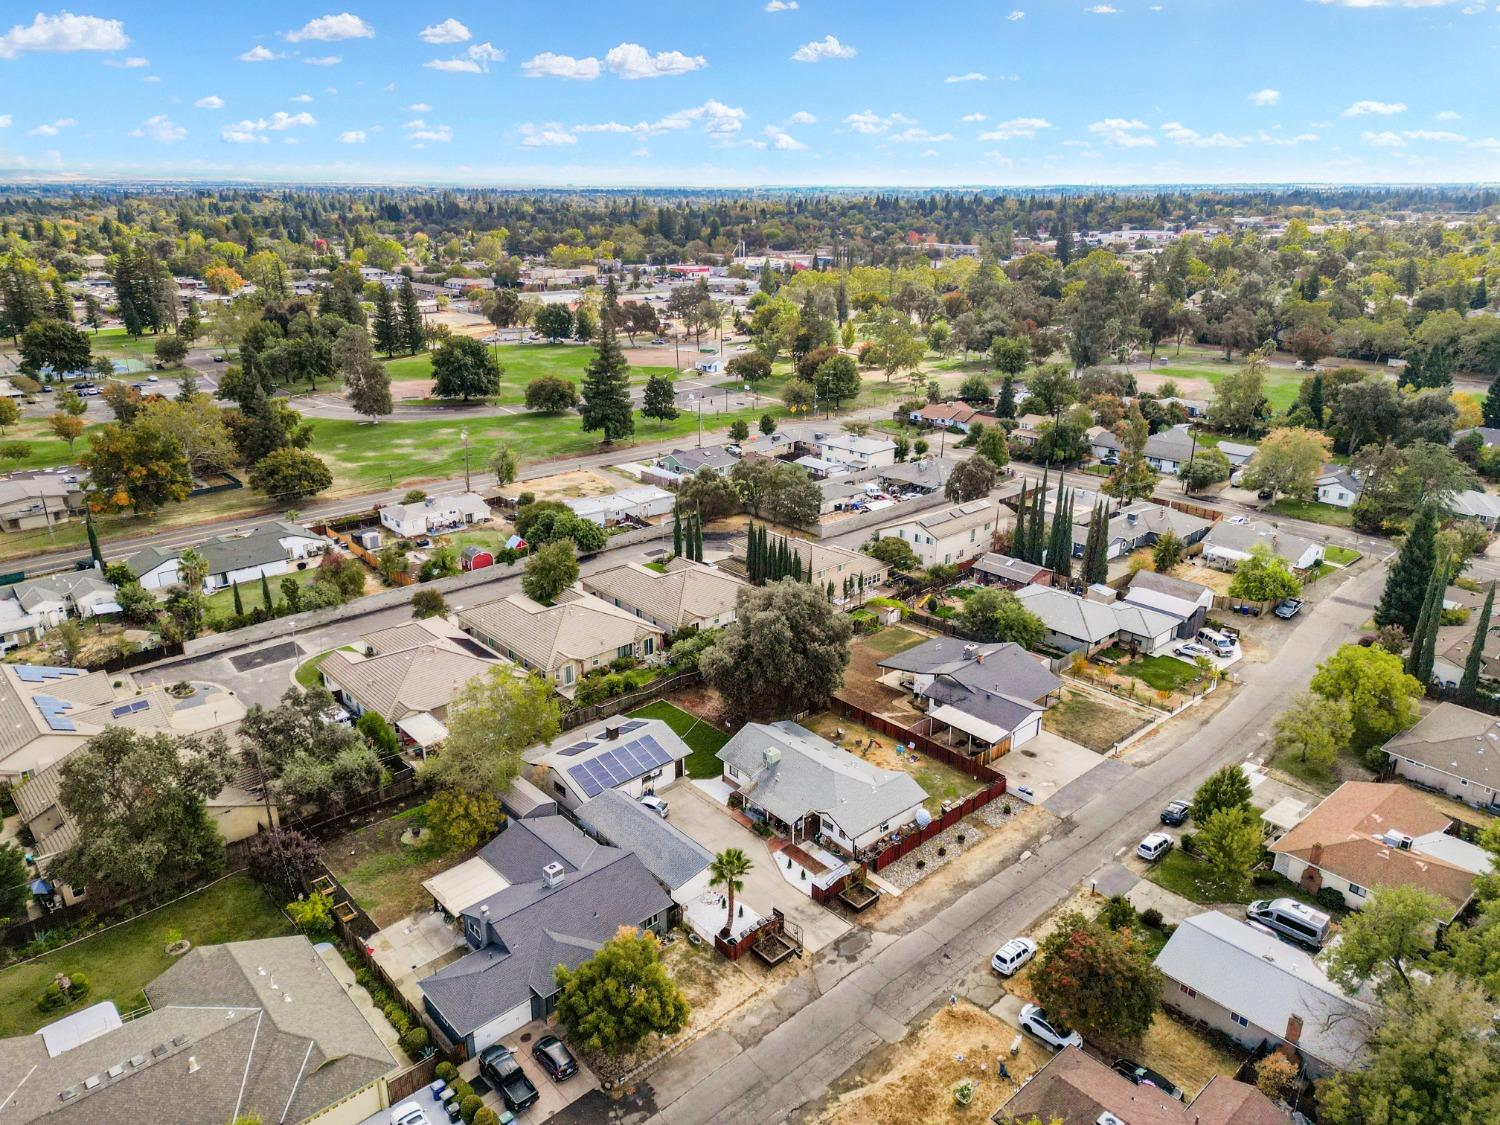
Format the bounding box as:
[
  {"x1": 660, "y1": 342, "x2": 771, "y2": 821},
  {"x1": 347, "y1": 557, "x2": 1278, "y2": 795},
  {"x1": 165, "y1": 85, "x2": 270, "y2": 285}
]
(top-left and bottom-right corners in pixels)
[
  {"x1": 479, "y1": 1046, "x2": 540, "y2": 1113},
  {"x1": 1274, "y1": 597, "x2": 1303, "y2": 620},
  {"x1": 650, "y1": 337, "x2": 667, "y2": 345},
  {"x1": 1018, "y1": 1003, "x2": 1082, "y2": 1050},
  {"x1": 1137, "y1": 832, "x2": 1174, "y2": 862},
  {"x1": 390, "y1": 1103, "x2": 431, "y2": 1125},
  {"x1": 1173, "y1": 642, "x2": 1213, "y2": 660},
  {"x1": 639, "y1": 794, "x2": 669, "y2": 819},
  {"x1": 1099, "y1": 455, "x2": 1120, "y2": 467},
  {"x1": 1160, "y1": 800, "x2": 1190, "y2": 827},
  {"x1": 990, "y1": 937, "x2": 1037, "y2": 977},
  {"x1": 531, "y1": 1034, "x2": 579, "y2": 1081},
  {"x1": 1247, "y1": 898, "x2": 1331, "y2": 951},
  {"x1": 1227, "y1": 514, "x2": 1249, "y2": 524},
  {"x1": 1113, "y1": 1059, "x2": 1185, "y2": 1101},
  {"x1": 1257, "y1": 488, "x2": 1275, "y2": 500}
]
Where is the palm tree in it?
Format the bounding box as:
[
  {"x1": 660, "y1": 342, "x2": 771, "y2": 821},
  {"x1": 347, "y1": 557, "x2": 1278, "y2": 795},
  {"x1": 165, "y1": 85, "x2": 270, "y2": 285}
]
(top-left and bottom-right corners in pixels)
[{"x1": 709, "y1": 848, "x2": 753, "y2": 937}]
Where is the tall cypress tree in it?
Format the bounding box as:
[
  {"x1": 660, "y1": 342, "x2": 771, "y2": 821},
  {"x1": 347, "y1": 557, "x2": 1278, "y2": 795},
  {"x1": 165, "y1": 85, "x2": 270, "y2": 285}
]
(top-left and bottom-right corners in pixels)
[
  {"x1": 1460, "y1": 582, "x2": 1495, "y2": 704},
  {"x1": 1407, "y1": 556, "x2": 1447, "y2": 687},
  {"x1": 372, "y1": 285, "x2": 400, "y2": 356},
  {"x1": 579, "y1": 277, "x2": 635, "y2": 443},
  {"x1": 398, "y1": 278, "x2": 425, "y2": 355},
  {"x1": 85, "y1": 513, "x2": 105, "y2": 571},
  {"x1": 1011, "y1": 482, "x2": 1028, "y2": 561},
  {"x1": 673, "y1": 502, "x2": 683, "y2": 558},
  {"x1": 260, "y1": 572, "x2": 274, "y2": 613},
  {"x1": 1028, "y1": 475, "x2": 1049, "y2": 563},
  {"x1": 1080, "y1": 502, "x2": 1100, "y2": 583},
  {"x1": 1485, "y1": 373, "x2": 1500, "y2": 430},
  {"x1": 693, "y1": 508, "x2": 704, "y2": 561},
  {"x1": 1088, "y1": 504, "x2": 1110, "y2": 585},
  {"x1": 1375, "y1": 504, "x2": 1437, "y2": 634},
  {"x1": 232, "y1": 581, "x2": 243, "y2": 617},
  {"x1": 1053, "y1": 488, "x2": 1075, "y2": 580}
]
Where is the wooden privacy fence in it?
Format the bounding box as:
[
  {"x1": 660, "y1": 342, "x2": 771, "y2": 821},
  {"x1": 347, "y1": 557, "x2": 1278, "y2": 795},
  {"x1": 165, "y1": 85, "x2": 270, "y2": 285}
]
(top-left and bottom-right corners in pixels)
[
  {"x1": 318, "y1": 525, "x2": 414, "y2": 586},
  {"x1": 869, "y1": 782, "x2": 1007, "y2": 872}
]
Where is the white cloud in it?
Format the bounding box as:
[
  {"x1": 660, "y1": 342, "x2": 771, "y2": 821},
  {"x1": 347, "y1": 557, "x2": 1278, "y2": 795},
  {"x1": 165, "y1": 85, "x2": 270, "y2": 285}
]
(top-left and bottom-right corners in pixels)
[
  {"x1": 1085, "y1": 4, "x2": 1119, "y2": 12},
  {"x1": 945, "y1": 71, "x2": 986, "y2": 83},
  {"x1": 285, "y1": 14, "x2": 373, "y2": 42},
  {"x1": 407, "y1": 102, "x2": 432, "y2": 112},
  {"x1": 1403, "y1": 129, "x2": 1467, "y2": 141},
  {"x1": 141, "y1": 74, "x2": 159, "y2": 83},
  {"x1": 765, "y1": 0, "x2": 799, "y2": 9},
  {"x1": 763, "y1": 126, "x2": 805, "y2": 150},
  {"x1": 407, "y1": 123, "x2": 453, "y2": 143},
  {"x1": 604, "y1": 43, "x2": 706, "y2": 79},
  {"x1": 0, "y1": 12, "x2": 127, "y2": 59},
  {"x1": 425, "y1": 41, "x2": 504, "y2": 73},
  {"x1": 518, "y1": 122, "x2": 577, "y2": 147},
  {"x1": 1247, "y1": 88, "x2": 1280, "y2": 107},
  {"x1": 291, "y1": 93, "x2": 313, "y2": 103},
  {"x1": 962, "y1": 112, "x2": 987, "y2": 123},
  {"x1": 106, "y1": 55, "x2": 149, "y2": 68},
  {"x1": 791, "y1": 35, "x2": 856, "y2": 62},
  {"x1": 522, "y1": 52, "x2": 601, "y2": 80},
  {"x1": 195, "y1": 95, "x2": 225, "y2": 109},
  {"x1": 1343, "y1": 99, "x2": 1406, "y2": 116},
  {"x1": 338, "y1": 129, "x2": 366, "y2": 143},
  {"x1": 978, "y1": 116, "x2": 1051, "y2": 140},
  {"x1": 0, "y1": 115, "x2": 10, "y2": 128},
  {"x1": 787, "y1": 110, "x2": 816, "y2": 125},
  {"x1": 1088, "y1": 117, "x2": 1156, "y2": 146},
  {"x1": 239, "y1": 45, "x2": 279, "y2": 63},
  {"x1": 221, "y1": 111, "x2": 316, "y2": 143},
  {"x1": 1008, "y1": 9, "x2": 1026, "y2": 19},
  {"x1": 304, "y1": 55, "x2": 341, "y2": 65},
  {"x1": 1436, "y1": 109, "x2": 1461, "y2": 121},
  {"x1": 1361, "y1": 130, "x2": 1405, "y2": 147},
  {"x1": 130, "y1": 113, "x2": 185, "y2": 143},
  {"x1": 889, "y1": 127, "x2": 954, "y2": 143},
  {"x1": 27, "y1": 118, "x2": 74, "y2": 137},
  {"x1": 843, "y1": 110, "x2": 914, "y2": 135},
  {"x1": 419, "y1": 19, "x2": 470, "y2": 45},
  {"x1": 574, "y1": 99, "x2": 747, "y2": 138},
  {"x1": 1314, "y1": 0, "x2": 1458, "y2": 6},
  {"x1": 1162, "y1": 121, "x2": 1245, "y2": 147}
]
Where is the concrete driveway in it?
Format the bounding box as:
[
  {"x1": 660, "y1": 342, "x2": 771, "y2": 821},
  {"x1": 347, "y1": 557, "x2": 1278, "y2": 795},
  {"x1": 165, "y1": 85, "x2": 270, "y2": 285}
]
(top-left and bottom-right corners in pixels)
[
  {"x1": 458, "y1": 1019, "x2": 600, "y2": 1124},
  {"x1": 1003, "y1": 730, "x2": 1109, "y2": 807},
  {"x1": 669, "y1": 784, "x2": 851, "y2": 955}
]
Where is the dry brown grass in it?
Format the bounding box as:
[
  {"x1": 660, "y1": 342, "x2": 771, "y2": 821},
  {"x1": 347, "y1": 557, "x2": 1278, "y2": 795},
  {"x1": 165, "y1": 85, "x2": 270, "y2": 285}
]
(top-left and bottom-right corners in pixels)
[
  {"x1": 498, "y1": 468, "x2": 621, "y2": 502},
  {"x1": 1132, "y1": 1010, "x2": 1244, "y2": 1099}
]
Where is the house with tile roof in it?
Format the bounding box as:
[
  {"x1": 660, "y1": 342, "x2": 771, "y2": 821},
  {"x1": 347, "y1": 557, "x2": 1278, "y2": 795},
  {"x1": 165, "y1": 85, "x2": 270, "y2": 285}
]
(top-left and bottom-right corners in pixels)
[
  {"x1": 1383, "y1": 702, "x2": 1500, "y2": 809},
  {"x1": 0, "y1": 936, "x2": 396, "y2": 1125},
  {"x1": 994, "y1": 1045, "x2": 1290, "y2": 1125},
  {"x1": 909, "y1": 401, "x2": 1000, "y2": 434},
  {"x1": 418, "y1": 815, "x2": 672, "y2": 1055},
  {"x1": 1155, "y1": 912, "x2": 1371, "y2": 1078},
  {"x1": 717, "y1": 721, "x2": 927, "y2": 855},
  {"x1": 456, "y1": 589, "x2": 665, "y2": 695},
  {"x1": 581, "y1": 556, "x2": 746, "y2": 635},
  {"x1": 1268, "y1": 780, "x2": 1492, "y2": 918}
]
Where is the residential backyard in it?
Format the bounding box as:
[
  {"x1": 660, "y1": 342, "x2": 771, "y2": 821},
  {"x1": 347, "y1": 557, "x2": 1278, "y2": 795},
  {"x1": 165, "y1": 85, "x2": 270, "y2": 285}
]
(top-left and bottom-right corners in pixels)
[
  {"x1": 1145, "y1": 848, "x2": 1339, "y2": 914},
  {"x1": 325, "y1": 802, "x2": 466, "y2": 927},
  {"x1": 1268, "y1": 496, "x2": 1355, "y2": 528},
  {"x1": 630, "y1": 700, "x2": 732, "y2": 779},
  {"x1": 801, "y1": 711, "x2": 982, "y2": 814},
  {"x1": 202, "y1": 565, "x2": 325, "y2": 619},
  {"x1": 0, "y1": 874, "x2": 292, "y2": 1038},
  {"x1": 1042, "y1": 686, "x2": 1153, "y2": 753}
]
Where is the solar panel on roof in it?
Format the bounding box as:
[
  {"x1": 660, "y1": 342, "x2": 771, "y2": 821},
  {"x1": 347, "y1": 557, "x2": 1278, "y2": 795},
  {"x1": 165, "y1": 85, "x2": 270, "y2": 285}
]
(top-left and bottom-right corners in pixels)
[
  {"x1": 109, "y1": 699, "x2": 149, "y2": 719},
  {"x1": 617, "y1": 719, "x2": 646, "y2": 734},
  {"x1": 566, "y1": 764, "x2": 605, "y2": 798},
  {"x1": 559, "y1": 741, "x2": 596, "y2": 757}
]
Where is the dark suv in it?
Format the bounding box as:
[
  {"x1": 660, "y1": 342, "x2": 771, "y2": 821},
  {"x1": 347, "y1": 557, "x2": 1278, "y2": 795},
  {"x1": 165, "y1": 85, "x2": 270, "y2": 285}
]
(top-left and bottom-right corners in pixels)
[
  {"x1": 479, "y1": 1045, "x2": 539, "y2": 1114},
  {"x1": 1113, "y1": 1058, "x2": 1184, "y2": 1101},
  {"x1": 531, "y1": 1034, "x2": 579, "y2": 1081},
  {"x1": 1160, "y1": 800, "x2": 1190, "y2": 827}
]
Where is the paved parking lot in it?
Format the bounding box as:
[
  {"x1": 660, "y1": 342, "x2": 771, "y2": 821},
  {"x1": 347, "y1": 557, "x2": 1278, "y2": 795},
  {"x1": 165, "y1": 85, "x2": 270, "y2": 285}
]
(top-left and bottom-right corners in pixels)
[
  {"x1": 1003, "y1": 731, "x2": 1108, "y2": 807},
  {"x1": 670, "y1": 783, "x2": 851, "y2": 954}
]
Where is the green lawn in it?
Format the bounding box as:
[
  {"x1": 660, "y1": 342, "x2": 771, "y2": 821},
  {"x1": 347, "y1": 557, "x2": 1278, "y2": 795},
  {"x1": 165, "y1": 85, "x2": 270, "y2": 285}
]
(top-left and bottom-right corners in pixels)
[
  {"x1": 858, "y1": 624, "x2": 927, "y2": 659},
  {"x1": 1151, "y1": 360, "x2": 1303, "y2": 413},
  {"x1": 441, "y1": 528, "x2": 508, "y2": 553},
  {"x1": 1267, "y1": 497, "x2": 1354, "y2": 528},
  {"x1": 1147, "y1": 848, "x2": 1338, "y2": 913},
  {"x1": 0, "y1": 875, "x2": 292, "y2": 1037},
  {"x1": 908, "y1": 754, "x2": 983, "y2": 815},
  {"x1": 1324, "y1": 545, "x2": 1362, "y2": 566},
  {"x1": 203, "y1": 566, "x2": 323, "y2": 619},
  {"x1": 384, "y1": 344, "x2": 677, "y2": 406},
  {"x1": 294, "y1": 645, "x2": 356, "y2": 690},
  {"x1": 629, "y1": 700, "x2": 730, "y2": 779},
  {"x1": 1120, "y1": 655, "x2": 1202, "y2": 693}
]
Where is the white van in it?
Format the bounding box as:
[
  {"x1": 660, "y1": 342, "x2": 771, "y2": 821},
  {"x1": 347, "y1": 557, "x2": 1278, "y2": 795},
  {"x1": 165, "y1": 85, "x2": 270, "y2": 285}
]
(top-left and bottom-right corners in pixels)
[
  {"x1": 1196, "y1": 628, "x2": 1237, "y2": 657},
  {"x1": 1246, "y1": 898, "x2": 1331, "y2": 950}
]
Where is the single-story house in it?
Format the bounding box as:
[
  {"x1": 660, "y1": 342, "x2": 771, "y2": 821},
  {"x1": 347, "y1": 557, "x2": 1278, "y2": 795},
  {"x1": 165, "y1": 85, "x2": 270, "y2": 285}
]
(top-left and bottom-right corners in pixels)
[
  {"x1": 879, "y1": 637, "x2": 1059, "y2": 759},
  {"x1": 575, "y1": 788, "x2": 713, "y2": 906},
  {"x1": 879, "y1": 457, "x2": 959, "y2": 495},
  {"x1": 993, "y1": 1045, "x2": 1290, "y2": 1125},
  {"x1": 1453, "y1": 426, "x2": 1500, "y2": 450},
  {"x1": 1087, "y1": 427, "x2": 1121, "y2": 461},
  {"x1": 564, "y1": 485, "x2": 675, "y2": 526},
  {"x1": 1124, "y1": 570, "x2": 1214, "y2": 638},
  {"x1": 419, "y1": 815, "x2": 671, "y2": 1054},
  {"x1": 378, "y1": 492, "x2": 490, "y2": 538},
  {"x1": 1216, "y1": 440, "x2": 1258, "y2": 468},
  {"x1": 654, "y1": 446, "x2": 738, "y2": 480},
  {"x1": 1315, "y1": 465, "x2": 1363, "y2": 509},
  {"x1": 538, "y1": 716, "x2": 692, "y2": 810},
  {"x1": 317, "y1": 618, "x2": 507, "y2": 754},
  {"x1": 456, "y1": 589, "x2": 665, "y2": 693},
  {"x1": 876, "y1": 498, "x2": 1000, "y2": 568},
  {"x1": 1011, "y1": 413, "x2": 1049, "y2": 446},
  {"x1": 1449, "y1": 488, "x2": 1500, "y2": 529},
  {"x1": 1155, "y1": 911, "x2": 1371, "y2": 1078},
  {"x1": 971, "y1": 552, "x2": 1052, "y2": 590},
  {"x1": 1201, "y1": 520, "x2": 1323, "y2": 572},
  {"x1": 0, "y1": 475, "x2": 87, "y2": 533},
  {"x1": 581, "y1": 556, "x2": 745, "y2": 635},
  {"x1": 126, "y1": 520, "x2": 327, "y2": 592},
  {"x1": 736, "y1": 531, "x2": 888, "y2": 604},
  {"x1": 1143, "y1": 425, "x2": 1199, "y2": 476},
  {"x1": 0, "y1": 597, "x2": 42, "y2": 653},
  {"x1": 1383, "y1": 702, "x2": 1500, "y2": 809},
  {"x1": 0, "y1": 572, "x2": 120, "y2": 629},
  {"x1": 1070, "y1": 501, "x2": 1211, "y2": 561},
  {"x1": 0, "y1": 937, "x2": 397, "y2": 1125},
  {"x1": 718, "y1": 720, "x2": 927, "y2": 855},
  {"x1": 908, "y1": 402, "x2": 1000, "y2": 434},
  {"x1": 1014, "y1": 584, "x2": 1180, "y2": 655},
  {"x1": 1269, "y1": 780, "x2": 1492, "y2": 919},
  {"x1": 1159, "y1": 396, "x2": 1211, "y2": 419}
]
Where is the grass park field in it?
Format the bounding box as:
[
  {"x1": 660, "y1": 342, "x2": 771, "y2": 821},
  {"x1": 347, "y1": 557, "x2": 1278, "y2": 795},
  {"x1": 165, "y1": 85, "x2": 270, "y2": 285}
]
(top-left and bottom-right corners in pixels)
[{"x1": 384, "y1": 343, "x2": 677, "y2": 405}]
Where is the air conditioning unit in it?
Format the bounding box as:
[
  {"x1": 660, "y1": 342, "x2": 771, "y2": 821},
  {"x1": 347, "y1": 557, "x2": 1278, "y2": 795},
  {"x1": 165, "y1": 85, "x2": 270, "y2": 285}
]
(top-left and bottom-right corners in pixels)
[
  {"x1": 542, "y1": 862, "x2": 565, "y2": 889},
  {"x1": 1096, "y1": 1114, "x2": 1127, "y2": 1125}
]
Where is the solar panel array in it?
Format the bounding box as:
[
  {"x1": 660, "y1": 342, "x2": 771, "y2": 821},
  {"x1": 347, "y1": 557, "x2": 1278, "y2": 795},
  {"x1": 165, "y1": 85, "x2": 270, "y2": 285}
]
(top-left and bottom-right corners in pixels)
[
  {"x1": 617, "y1": 719, "x2": 647, "y2": 734},
  {"x1": 16, "y1": 665, "x2": 83, "y2": 683},
  {"x1": 33, "y1": 694, "x2": 76, "y2": 732},
  {"x1": 558, "y1": 741, "x2": 596, "y2": 758},
  {"x1": 566, "y1": 735, "x2": 673, "y2": 799},
  {"x1": 110, "y1": 699, "x2": 150, "y2": 719}
]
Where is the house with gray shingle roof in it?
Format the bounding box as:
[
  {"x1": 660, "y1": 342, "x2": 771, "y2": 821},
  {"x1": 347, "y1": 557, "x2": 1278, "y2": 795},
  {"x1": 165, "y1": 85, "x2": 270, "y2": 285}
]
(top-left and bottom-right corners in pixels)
[
  {"x1": 1143, "y1": 425, "x2": 1199, "y2": 475},
  {"x1": 1383, "y1": 702, "x2": 1500, "y2": 809},
  {"x1": 125, "y1": 520, "x2": 326, "y2": 591},
  {"x1": 575, "y1": 788, "x2": 714, "y2": 902},
  {"x1": 418, "y1": 815, "x2": 672, "y2": 1055},
  {"x1": 0, "y1": 571, "x2": 118, "y2": 630},
  {"x1": 0, "y1": 936, "x2": 396, "y2": 1125},
  {"x1": 718, "y1": 721, "x2": 927, "y2": 854},
  {"x1": 1315, "y1": 464, "x2": 1363, "y2": 509},
  {"x1": 1201, "y1": 519, "x2": 1323, "y2": 571},
  {"x1": 1014, "y1": 585, "x2": 1180, "y2": 655}
]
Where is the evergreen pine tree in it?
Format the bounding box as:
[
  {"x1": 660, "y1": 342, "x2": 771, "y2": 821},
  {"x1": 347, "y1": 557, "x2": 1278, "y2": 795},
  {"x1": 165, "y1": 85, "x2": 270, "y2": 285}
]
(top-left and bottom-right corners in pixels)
[
  {"x1": 1407, "y1": 556, "x2": 1446, "y2": 687},
  {"x1": 578, "y1": 278, "x2": 635, "y2": 443},
  {"x1": 372, "y1": 286, "x2": 400, "y2": 356},
  {"x1": 1079, "y1": 502, "x2": 1100, "y2": 583},
  {"x1": 1053, "y1": 489, "x2": 1075, "y2": 580},
  {"x1": 85, "y1": 513, "x2": 105, "y2": 571},
  {"x1": 1307, "y1": 374, "x2": 1325, "y2": 426},
  {"x1": 398, "y1": 279, "x2": 425, "y2": 355},
  {"x1": 1011, "y1": 482, "x2": 1028, "y2": 561},
  {"x1": 260, "y1": 573, "x2": 274, "y2": 613},
  {"x1": 232, "y1": 581, "x2": 243, "y2": 617},
  {"x1": 998, "y1": 376, "x2": 1016, "y2": 419},
  {"x1": 1484, "y1": 374, "x2": 1500, "y2": 430},
  {"x1": 1089, "y1": 504, "x2": 1111, "y2": 585},
  {"x1": 673, "y1": 503, "x2": 683, "y2": 558},
  {"x1": 1375, "y1": 504, "x2": 1437, "y2": 633},
  {"x1": 1460, "y1": 583, "x2": 1494, "y2": 704},
  {"x1": 693, "y1": 509, "x2": 704, "y2": 561}
]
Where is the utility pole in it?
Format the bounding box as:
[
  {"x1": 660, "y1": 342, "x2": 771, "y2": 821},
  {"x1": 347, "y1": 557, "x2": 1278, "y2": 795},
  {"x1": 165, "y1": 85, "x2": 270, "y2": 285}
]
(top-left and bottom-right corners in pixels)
[{"x1": 461, "y1": 428, "x2": 471, "y2": 493}]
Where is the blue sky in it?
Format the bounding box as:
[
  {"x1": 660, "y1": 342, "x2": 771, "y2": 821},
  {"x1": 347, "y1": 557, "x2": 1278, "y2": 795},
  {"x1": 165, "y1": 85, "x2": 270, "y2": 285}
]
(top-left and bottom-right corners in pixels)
[{"x1": 1, "y1": 2, "x2": 1498, "y2": 186}]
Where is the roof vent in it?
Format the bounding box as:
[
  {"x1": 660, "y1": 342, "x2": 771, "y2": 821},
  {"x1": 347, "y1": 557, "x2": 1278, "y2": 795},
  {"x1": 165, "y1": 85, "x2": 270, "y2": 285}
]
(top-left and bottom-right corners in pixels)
[
  {"x1": 59, "y1": 1088, "x2": 78, "y2": 1102},
  {"x1": 186, "y1": 1056, "x2": 199, "y2": 1075},
  {"x1": 83, "y1": 1075, "x2": 100, "y2": 1090},
  {"x1": 150, "y1": 1045, "x2": 168, "y2": 1059},
  {"x1": 171, "y1": 1034, "x2": 187, "y2": 1047},
  {"x1": 107, "y1": 1065, "x2": 123, "y2": 1079},
  {"x1": 128, "y1": 1055, "x2": 145, "y2": 1068},
  {"x1": 542, "y1": 862, "x2": 565, "y2": 889}
]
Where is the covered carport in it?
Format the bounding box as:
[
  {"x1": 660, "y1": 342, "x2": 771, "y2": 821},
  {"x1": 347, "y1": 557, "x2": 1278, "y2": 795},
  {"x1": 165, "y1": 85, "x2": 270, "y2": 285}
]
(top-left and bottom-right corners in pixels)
[{"x1": 421, "y1": 855, "x2": 508, "y2": 918}]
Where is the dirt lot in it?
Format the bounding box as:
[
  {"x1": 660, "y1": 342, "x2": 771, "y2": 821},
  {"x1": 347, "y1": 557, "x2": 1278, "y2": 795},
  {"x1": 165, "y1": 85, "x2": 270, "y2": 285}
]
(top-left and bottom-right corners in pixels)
[
  {"x1": 838, "y1": 625, "x2": 934, "y2": 723},
  {"x1": 1042, "y1": 686, "x2": 1154, "y2": 753},
  {"x1": 819, "y1": 1001, "x2": 1052, "y2": 1125},
  {"x1": 801, "y1": 711, "x2": 983, "y2": 815},
  {"x1": 1135, "y1": 371, "x2": 1214, "y2": 399},
  {"x1": 1175, "y1": 560, "x2": 1236, "y2": 595},
  {"x1": 498, "y1": 468, "x2": 627, "y2": 503}
]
